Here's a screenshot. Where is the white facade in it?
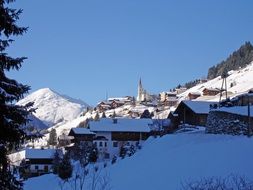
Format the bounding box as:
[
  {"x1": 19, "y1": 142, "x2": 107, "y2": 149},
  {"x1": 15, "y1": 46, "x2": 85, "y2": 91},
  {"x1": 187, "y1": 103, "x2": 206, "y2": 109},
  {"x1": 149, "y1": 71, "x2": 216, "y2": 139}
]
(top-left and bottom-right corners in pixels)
[
  {"x1": 137, "y1": 78, "x2": 153, "y2": 102},
  {"x1": 93, "y1": 131, "x2": 144, "y2": 160},
  {"x1": 29, "y1": 164, "x2": 53, "y2": 173},
  {"x1": 89, "y1": 118, "x2": 152, "y2": 160}
]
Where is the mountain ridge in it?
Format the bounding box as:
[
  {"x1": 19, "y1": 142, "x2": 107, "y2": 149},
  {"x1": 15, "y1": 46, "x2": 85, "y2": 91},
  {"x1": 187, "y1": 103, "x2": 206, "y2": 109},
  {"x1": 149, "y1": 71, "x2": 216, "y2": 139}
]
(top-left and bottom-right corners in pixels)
[{"x1": 17, "y1": 88, "x2": 89, "y2": 127}]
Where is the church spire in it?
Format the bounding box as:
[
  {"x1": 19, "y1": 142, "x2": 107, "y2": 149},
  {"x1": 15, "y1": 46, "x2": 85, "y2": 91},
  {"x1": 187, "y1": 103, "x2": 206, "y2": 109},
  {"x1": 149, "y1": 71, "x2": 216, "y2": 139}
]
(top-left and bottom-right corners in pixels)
[
  {"x1": 139, "y1": 78, "x2": 142, "y2": 89},
  {"x1": 137, "y1": 77, "x2": 143, "y2": 102}
]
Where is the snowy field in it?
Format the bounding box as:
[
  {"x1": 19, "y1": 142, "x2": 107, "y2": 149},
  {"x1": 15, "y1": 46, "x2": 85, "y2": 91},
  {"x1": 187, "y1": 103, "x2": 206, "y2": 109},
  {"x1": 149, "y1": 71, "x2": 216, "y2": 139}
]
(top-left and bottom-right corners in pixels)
[{"x1": 24, "y1": 130, "x2": 253, "y2": 190}]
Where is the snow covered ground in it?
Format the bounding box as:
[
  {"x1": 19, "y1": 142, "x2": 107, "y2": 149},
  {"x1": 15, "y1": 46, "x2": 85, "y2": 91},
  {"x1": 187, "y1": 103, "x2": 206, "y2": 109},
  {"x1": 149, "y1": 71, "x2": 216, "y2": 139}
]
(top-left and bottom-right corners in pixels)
[{"x1": 24, "y1": 130, "x2": 253, "y2": 190}]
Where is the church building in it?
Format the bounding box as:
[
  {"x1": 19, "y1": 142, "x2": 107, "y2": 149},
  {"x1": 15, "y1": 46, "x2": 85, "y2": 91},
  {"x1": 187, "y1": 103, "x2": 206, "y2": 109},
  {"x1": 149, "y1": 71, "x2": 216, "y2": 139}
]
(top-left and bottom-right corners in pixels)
[{"x1": 137, "y1": 78, "x2": 153, "y2": 102}]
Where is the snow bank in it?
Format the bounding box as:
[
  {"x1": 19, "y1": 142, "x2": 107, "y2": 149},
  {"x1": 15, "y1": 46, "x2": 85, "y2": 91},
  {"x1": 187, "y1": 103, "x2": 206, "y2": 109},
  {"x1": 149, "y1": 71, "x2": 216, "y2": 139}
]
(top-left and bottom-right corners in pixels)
[{"x1": 24, "y1": 132, "x2": 253, "y2": 190}]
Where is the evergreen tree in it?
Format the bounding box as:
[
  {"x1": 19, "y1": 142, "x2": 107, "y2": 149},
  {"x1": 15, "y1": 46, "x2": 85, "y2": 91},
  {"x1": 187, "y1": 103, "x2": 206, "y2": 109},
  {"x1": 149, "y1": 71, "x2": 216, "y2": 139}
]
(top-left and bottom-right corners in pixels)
[
  {"x1": 93, "y1": 112, "x2": 99, "y2": 121},
  {"x1": 111, "y1": 111, "x2": 116, "y2": 118},
  {"x1": 140, "y1": 109, "x2": 152, "y2": 118},
  {"x1": 52, "y1": 150, "x2": 62, "y2": 174},
  {"x1": 89, "y1": 146, "x2": 98, "y2": 163},
  {"x1": 101, "y1": 111, "x2": 106, "y2": 118},
  {"x1": 48, "y1": 128, "x2": 57, "y2": 146},
  {"x1": 0, "y1": 1, "x2": 33, "y2": 189},
  {"x1": 207, "y1": 42, "x2": 253, "y2": 79},
  {"x1": 58, "y1": 153, "x2": 73, "y2": 182}
]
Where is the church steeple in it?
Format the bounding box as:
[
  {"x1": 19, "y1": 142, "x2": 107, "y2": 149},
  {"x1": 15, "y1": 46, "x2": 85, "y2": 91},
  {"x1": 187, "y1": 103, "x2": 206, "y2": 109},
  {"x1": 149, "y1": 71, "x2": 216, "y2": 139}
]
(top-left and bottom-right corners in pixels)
[
  {"x1": 139, "y1": 78, "x2": 142, "y2": 90},
  {"x1": 137, "y1": 78, "x2": 143, "y2": 102}
]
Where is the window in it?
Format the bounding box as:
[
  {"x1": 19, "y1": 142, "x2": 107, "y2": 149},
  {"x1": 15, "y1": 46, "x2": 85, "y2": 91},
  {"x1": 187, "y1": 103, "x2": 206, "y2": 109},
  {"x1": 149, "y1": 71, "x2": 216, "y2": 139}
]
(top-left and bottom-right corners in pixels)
[
  {"x1": 35, "y1": 165, "x2": 39, "y2": 170},
  {"x1": 104, "y1": 142, "x2": 107, "y2": 147},
  {"x1": 99, "y1": 142, "x2": 103, "y2": 147},
  {"x1": 94, "y1": 142, "x2": 97, "y2": 147},
  {"x1": 44, "y1": 165, "x2": 49, "y2": 172},
  {"x1": 104, "y1": 153, "x2": 110, "y2": 159},
  {"x1": 113, "y1": 142, "x2": 118, "y2": 147}
]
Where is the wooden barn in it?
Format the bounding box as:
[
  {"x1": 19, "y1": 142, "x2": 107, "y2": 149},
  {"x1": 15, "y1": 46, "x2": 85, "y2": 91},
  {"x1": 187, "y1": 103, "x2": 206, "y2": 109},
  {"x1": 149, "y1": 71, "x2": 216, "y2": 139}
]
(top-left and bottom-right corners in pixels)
[
  {"x1": 202, "y1": 88, "x2": 220, "y2": 96},
  {"x1": 188, "y1": 92, "x2": 201, "y2": 100},
  {"x1": 173, "y1": 100, "x2": 217, "y2": 127},
  {"x1": 231, "y1": 92, "x2": 253, "y2": 106},
  {"x1": 68, "y1": 128, "x2": 95, "y2": 145}
]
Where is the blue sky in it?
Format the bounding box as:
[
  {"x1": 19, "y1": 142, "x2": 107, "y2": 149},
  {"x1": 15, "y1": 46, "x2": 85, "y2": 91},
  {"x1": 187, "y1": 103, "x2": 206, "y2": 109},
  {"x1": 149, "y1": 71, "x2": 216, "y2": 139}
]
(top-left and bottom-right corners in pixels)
[{"x1": 7, "y1": 0, "x2": 253, "y2": 105}]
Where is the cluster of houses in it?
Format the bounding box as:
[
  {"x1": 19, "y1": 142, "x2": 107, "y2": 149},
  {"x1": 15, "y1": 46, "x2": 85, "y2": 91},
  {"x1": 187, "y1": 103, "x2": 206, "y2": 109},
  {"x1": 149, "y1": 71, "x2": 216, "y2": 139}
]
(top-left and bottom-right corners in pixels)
[
  {"x1": 96, "y1": 96, "x2": 134, "y2": 112},
  {"x1": 187, "y1": 88, "x2": 220, "y2": 100},
  {"x1": 9, "y1": 78, "x2": 253, "y2": 178},
  {"x1": 11, "y1": 118, "x2": 170, "y2": 178},
  {"x1": 169, "y1": 89, "x2": 253, "y2": 128}
]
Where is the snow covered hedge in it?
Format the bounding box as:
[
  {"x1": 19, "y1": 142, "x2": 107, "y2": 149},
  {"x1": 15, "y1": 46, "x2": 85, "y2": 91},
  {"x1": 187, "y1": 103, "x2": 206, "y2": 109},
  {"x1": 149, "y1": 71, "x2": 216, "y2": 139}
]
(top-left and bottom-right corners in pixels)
[{"x1": 206, "y1": 111, "x2": 252, "y2": 135}]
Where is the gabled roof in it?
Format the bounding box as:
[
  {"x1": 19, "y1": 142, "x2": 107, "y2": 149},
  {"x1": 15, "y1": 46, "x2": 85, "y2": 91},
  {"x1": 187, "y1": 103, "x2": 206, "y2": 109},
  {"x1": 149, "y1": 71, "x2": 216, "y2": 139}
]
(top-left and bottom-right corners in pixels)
[
  {"x1": 89, "y1": 118, "x2": 152, "y2": 132},
  {"x1": 188, "y1": 92, "x2": 201, "y2": 95},
  {"x1": 70, "y1": 128, "x2": 95, "y2": 135},
  {"x1": 26, "y1": 149, "x2": 61, "y2": 159},
  {"x1": 203, "y1": 88, "x2": 220, "y2": 92},
  {"x1": 177, "y1": 100, "x2": 217, "y2": 114}
]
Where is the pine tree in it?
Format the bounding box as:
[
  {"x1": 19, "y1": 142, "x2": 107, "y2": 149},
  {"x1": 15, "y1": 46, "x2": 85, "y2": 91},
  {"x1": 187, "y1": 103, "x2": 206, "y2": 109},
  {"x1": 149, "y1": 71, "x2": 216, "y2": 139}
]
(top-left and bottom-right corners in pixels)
[
  {"x1": 48, "y1": 128, "x2": 57, "y2": 146},
  {"x1": 58, "y1": 153, "x2": 73, "y2": 181},
  {"x1": 93, "y1": 112, "x2": 99, "y2": 121},
  {"x1": 0, "y1": 1, "x2": 33, "y2": 189},
  {"x1": 140, "y1": 109, "x2": 152, "y2": 118},
  {"x1": 101, "y1": 111, "x2": 106, "y2": 118},
  {"x1": 52, "y1": 150, "x2": 61, "y2": 174}
]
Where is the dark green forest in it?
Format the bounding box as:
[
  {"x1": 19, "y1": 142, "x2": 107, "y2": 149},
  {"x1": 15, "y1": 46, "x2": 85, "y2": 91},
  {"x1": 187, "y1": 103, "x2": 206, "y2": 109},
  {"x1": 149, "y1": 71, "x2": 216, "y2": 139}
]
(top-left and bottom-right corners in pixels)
[{"x1": 207, "y1": 41, "x2": 253, "y2": 79}]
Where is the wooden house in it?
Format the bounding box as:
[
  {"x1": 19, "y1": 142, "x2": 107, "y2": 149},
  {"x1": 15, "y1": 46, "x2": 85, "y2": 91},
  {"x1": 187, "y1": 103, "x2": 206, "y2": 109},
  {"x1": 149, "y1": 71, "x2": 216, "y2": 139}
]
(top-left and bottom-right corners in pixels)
[
  {"x1": 188, "y1": 92, "x2": 201, "y2": 100},
  {"x1": 23, "y1": 149, "x2": 62, "y2": 177},
  {"x1": 96, "y1": 101, "x2": 112, "y2": 112},
  {"x1": 164, "y1": 97, "x2": 178, "y2": 107},
  {"x1": 89, "y1": 118, "x2": 152, "y2": 160},
  {"x1": 167, "y1": 112, "x2": 180, "y2": 131},
  {"x1": 110, "y1": 100, "x2": 125, "y2": 109},
  {"x1": 202, "y1": 88, "x2": 220, "y2": 96},
  {"x1": 173, "y1": 100, "x2": 217, "y2": 127},
  {"x1": 68, "y1": 128, "x2": 95, "y2": 145},
  {"x1": 231, "y1": 92, "x2": 253, "y2": 106}
]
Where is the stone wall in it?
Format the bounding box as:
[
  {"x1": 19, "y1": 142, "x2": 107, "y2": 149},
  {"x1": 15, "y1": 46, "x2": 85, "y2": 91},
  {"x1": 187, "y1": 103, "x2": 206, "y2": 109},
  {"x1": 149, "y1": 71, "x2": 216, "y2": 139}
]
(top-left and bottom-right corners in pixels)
[{"x1": 206, "y1": 110, "x2": 253, "y2": 135}]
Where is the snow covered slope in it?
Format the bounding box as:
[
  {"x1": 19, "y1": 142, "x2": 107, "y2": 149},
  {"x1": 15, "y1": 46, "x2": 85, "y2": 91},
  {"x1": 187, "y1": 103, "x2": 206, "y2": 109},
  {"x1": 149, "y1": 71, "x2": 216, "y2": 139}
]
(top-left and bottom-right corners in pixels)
[
  {"x1": 26, "y1": 114, "x2": 48, "y2": 130},
  {"x1": 17, "y1": 88, "x2": 89, "y2": 127},
  {"x1": 178, "y1": 62, "x2": 253, "y2": 101},
  {"x1": 24, "y1": 131, "x2": 253, "y2": 190}
]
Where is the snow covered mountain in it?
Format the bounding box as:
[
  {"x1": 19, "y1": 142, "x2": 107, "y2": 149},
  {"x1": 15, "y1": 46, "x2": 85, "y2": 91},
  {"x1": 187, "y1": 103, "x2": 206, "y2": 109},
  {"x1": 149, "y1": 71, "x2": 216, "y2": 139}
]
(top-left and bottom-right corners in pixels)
[
  {"x1": 178, "y1": 62, "x2": 253, "y2": 101},
  {"x1": 26, "y1": 114, "x2": 48, "y2": 130},
  {"x1": 17, "y1": 88, "x2": 89, "y2": 127}
]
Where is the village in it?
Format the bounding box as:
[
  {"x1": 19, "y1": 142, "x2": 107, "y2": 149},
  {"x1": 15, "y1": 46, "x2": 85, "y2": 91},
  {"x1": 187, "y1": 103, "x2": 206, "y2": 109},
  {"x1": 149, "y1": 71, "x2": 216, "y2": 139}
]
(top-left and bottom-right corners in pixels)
[{"x1": 8, "y1": 73, "x2": 253, "y2": 179}]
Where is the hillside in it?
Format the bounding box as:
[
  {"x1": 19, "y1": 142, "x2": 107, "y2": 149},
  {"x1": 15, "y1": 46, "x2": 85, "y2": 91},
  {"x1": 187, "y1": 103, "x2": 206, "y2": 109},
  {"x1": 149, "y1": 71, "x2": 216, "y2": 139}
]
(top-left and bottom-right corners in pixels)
[
  {"x1": 207, "y1": 42, "x2": 253, "y2": 79},
  {"x1": 178, "y1": 62, "x2": 253, "y2": 101},
  {"x1": 24, "y1": 130, "x2": 253, "y2": 190},
  {"x1": 17, "y1": 88, "x2": 89, "y2": 127}
]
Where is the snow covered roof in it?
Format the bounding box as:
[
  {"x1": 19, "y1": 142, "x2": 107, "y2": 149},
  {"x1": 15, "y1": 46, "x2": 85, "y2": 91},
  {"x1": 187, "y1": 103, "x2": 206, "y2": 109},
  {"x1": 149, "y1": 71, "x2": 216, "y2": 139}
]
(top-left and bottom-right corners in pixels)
[
  {"x1": 108, "y1": 97, "x2": 131, "y2": 102},
  {"x1": 182, "y1": 100, "x2": 217, "y2": 114},
  {"x1": 188, "y1": 92, "x2": 201, "y2": 95},
  {"x1": 203, "y1": 87, "x2": 220, "y2": 92},
  {"x1": 89, "y1": 118, "x2": 152, "y2": 132},
  {"x1": 26, "y1": 149, "x2": 60, "y2": 159},
  {"x1": 217, "y1": 105, "x2": 253, "y2": 117},
  {"x1": 70, "y1": 128, "x2": 95, "y2": 135}
]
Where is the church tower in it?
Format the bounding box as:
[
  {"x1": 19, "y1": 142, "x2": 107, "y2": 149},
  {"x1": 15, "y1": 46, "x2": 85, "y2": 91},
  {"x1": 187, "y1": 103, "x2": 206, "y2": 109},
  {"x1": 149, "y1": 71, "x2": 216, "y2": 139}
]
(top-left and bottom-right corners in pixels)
[{"x1": 137, "y1": 78, "x2": 143, "y2": 102}]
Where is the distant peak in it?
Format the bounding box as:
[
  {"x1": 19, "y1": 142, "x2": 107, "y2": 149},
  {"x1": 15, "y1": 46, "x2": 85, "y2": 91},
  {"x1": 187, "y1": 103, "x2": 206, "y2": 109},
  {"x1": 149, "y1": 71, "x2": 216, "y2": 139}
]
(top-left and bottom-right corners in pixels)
[{"x1": 33, "y1": 88, "x2": 59, "y2": 95}]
